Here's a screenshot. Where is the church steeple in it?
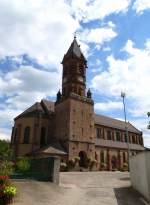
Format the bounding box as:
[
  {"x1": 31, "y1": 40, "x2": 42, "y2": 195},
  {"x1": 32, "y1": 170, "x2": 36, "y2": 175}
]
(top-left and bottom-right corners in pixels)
[
  {"x1": 61, "y1": 37, "x2": 87, "y2": 98},
  {"x1": 62, "y1": 36, "x2": 87, "y2": 65}
]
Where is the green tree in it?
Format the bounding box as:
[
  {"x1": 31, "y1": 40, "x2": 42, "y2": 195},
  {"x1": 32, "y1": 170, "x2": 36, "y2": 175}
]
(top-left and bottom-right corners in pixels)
[
  {"x1": 16, "y1": 157, "x2": 31, "y2": 173},
  {"x1": 147, "y1": 112, "x2": 150, "y2": 129},
  {"x1": 0, "y1": 140, "x2": 13, "y2": 160}
]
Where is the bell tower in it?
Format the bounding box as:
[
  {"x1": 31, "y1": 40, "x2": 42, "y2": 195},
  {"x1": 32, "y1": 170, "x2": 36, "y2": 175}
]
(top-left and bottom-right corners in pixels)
[
  {"x1": 61, "y1": 36, "x2": 87, "y2": 98},
  {"x1": 54, "y1": 37, "x2": 95, "y2": 161}
]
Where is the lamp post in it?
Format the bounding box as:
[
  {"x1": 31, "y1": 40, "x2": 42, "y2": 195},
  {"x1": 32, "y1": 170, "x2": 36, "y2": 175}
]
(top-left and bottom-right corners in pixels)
[{"x1": 121, "y1": 92, "x2": 130, "y2": 168}]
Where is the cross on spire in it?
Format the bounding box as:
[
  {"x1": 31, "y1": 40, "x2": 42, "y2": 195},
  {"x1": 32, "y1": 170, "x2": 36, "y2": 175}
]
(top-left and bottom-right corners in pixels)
[{"x1": 74, "y1": 31, "x2": 77, "y2": 39}]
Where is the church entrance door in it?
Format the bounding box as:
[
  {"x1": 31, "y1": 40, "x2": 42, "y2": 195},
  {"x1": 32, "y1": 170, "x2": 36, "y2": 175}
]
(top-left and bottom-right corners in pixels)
[
  {"x1": 79, "y1": 151, "x2": 88, "y2": 168},
  {"x1": 111, "y1": 156, "x2": 117, "y2": 170}
]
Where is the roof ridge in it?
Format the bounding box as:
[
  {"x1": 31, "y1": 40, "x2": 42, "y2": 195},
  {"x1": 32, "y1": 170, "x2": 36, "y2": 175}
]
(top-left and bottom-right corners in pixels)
[
  {"x1": 14, "y1": 101, "x2": 43, "y2": 120},
  {"x1": 94, "y1": 113, "x2": 141, "y2": 134},
  {"x1": 94, "y1": 113, "x2": 125, "y2": 123}
]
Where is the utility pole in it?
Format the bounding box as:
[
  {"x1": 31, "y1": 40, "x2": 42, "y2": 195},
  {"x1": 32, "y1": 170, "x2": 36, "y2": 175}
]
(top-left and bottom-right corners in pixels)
[{"x1": 121, "y1": 92, "x2": 130, "y2": 169}]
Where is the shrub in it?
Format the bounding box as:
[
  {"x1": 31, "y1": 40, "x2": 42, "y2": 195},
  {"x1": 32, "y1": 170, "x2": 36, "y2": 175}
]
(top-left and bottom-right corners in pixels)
[
  {"x1": 16, "y1": 157, "x2": 30, "y2": 173},
  {"x1": 74, "y1": 156, "x2": 80, "y2": 161},
  {"x1": 0, "y1": 161, "x2": 14, "y2": 176},
  {"x1": 0, "y1": 140, "x2": 14, "y2": 161},
  {"x1": 67, "y1": 159, "x2": 75, "y2": 170},
  {"x1": 60, "y1": 162, "x2": 67, "y2": 171},
  {"x1": 3, "y1": 185, "x2": 17, "y2": 197},
  {"x1": 121, "y1": 163, "x2": 128, "y2": 171},
  {"x1": 100, "y1": 163, "x2": 107, "y2": 170},
  {"x1": 0, "y1": 177, "x2": 17, "y2": 205}
]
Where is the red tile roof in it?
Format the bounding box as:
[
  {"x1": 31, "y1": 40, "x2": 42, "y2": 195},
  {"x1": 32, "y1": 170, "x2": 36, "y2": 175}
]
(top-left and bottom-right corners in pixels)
[{"x1": 94, "y1": 114, "x2": 141, "y2": 134}]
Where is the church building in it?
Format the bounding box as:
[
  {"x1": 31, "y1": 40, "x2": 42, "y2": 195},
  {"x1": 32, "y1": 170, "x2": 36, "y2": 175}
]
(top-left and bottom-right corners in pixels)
[{"x1": 11, "y1": 37, "x2": 144, "y2": 171}]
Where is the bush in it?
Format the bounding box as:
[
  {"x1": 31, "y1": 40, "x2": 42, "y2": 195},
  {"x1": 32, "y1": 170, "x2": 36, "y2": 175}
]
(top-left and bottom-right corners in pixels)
[
  {"x1": 0, "y1": 161, "x2": 14, "y2": 176},
  {"x1": 67, "y1": 159, "x2": 75, "y2": 170},
  {"x1": 0, "y1": 140, "x2": 14, "y2": 161},
  {"x1": 100, "y1": 163, "x2": 107, "y2": 170},
  {"x1": 3, "y1": 185, "x2": 17, "y2": 197},
  {"x1": 0, "y1": 176, "x2": 17, "y2": 205},
  {"x1": 60, "y1": 162, "x2": 67, "y2": 171},
  {"x1": 74, "y1": 156, "x2": 80, "y2": 161},
  {"x1": 16, "y1": 157, "x2": 30, "y2": 173},
  {"x1": 0, "y1": 185, "x2": 17, "y2": 205},
  {"x1": 121, "y1": 163, "x2": 128, "y2": 171}
]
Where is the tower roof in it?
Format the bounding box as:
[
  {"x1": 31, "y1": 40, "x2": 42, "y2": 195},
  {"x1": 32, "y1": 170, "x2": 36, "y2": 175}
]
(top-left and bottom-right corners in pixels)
[{"x1": 62, "y1": 37, "x2": 86, "y2": 63}]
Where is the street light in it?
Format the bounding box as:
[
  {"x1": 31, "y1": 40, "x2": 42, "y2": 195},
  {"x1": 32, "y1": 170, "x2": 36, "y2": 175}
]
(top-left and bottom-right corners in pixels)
[{"x1": 121, "y1": 92, "x2": 130, "y2": 168}]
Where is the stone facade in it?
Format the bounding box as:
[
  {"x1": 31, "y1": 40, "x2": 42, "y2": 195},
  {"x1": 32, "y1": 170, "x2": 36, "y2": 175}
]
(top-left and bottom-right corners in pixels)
[{"x1": 11, "y1": 37, "x2": 145, "y2": 171}]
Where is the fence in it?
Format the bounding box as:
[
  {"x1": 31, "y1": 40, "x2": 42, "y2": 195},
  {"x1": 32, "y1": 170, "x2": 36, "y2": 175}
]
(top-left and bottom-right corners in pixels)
[{"x1": 12, "y1": 157, "x2": 60, "y2": 184}]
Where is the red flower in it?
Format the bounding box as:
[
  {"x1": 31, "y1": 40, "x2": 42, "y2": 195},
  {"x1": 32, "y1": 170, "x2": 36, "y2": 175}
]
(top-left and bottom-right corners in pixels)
[
  {"x1": 0, "y1": 176, "x2": 9, "y2": 180},
  {"x1": 0, "y1": 176, "x2": 9, "y2": 185}
]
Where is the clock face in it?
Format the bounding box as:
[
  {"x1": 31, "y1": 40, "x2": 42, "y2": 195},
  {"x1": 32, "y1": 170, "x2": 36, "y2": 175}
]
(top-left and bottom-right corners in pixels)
[
  {"x1": 78, "y1": 76, "x2": 83, "y2": 82},
  {"x1": 63, "y1": 77, "x2": 67, "y2": 83}
]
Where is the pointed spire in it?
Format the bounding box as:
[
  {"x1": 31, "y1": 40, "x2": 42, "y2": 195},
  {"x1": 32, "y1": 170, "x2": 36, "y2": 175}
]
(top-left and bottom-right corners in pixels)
[
  {"x1": 62, "y1": 36, "x2": 86, "y2": 64},
  {"x1": 87, "y1": 88, "x2": 92, "y2": 99},
  {"x1": 56, "y1": 90, "x2": 61, "y2": 102}
]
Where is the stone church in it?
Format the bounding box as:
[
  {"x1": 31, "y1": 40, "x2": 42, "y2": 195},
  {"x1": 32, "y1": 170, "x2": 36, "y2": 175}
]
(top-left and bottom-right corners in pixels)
[{"x1": 11, "y1": 37, "x2": 144, "y2": 171}]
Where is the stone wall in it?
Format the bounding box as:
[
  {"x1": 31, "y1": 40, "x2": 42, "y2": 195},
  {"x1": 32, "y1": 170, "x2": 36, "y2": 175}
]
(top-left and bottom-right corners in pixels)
[{"x1": 130, "y1": 151, "x2": 150, "y2": 202}]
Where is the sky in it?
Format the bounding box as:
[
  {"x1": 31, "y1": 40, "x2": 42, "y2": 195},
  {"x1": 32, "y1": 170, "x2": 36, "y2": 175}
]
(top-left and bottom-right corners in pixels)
[{"x1": 0, "y1": 0, "x2": 150, "y2": 147}]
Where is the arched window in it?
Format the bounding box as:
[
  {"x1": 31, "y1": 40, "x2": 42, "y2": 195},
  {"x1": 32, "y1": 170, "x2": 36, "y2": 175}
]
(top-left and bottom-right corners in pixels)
[
  {"x1": 132, "y1": 135, "x2": 136, "y2": 144},
  {"x1": 107, "y1": 130, "x2": 112, "y2": 140},
  {"x1": 40, "y1": 127, "x2": 46, "y2": 147},
  {"x1": 100, "y1": 151, "x2": 104, "y2": 163},
  {"x1": 116, "y1": 132, "x2": 121, "y2": 141},
  {"x1": 124, "y1": 133, "x2": 127, "y2": 142},
  {"x1": 23, "y1": 126, "x2": 30, "y2": 144},
  {"x1": 123, "y1": 152, "x2": 126, "y2": 163}
]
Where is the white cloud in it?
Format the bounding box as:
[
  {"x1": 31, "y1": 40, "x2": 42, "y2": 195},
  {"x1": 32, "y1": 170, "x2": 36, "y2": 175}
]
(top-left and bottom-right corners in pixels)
[
  {"x1": 91, "y1": 39, "x2": 150, "y2": 146},
  {"x1": 0, "y1": 65, "x2": 61, "y2": 107},
  {"x1": 133, "y1": 0, "x2": 150, "y2": 14},
  {"x1": 95, "y1": 101, "x2": 123, "y2": 111},
  {"x1": 0, "y1": 128, "x2": 11, "y2": 140},
  {"x1": 0, "y1": 65, "x2": 61, "y2": 140},
  {"x1": 70, "y1": 0, "x2": 130, "y2": 22},
  {"x1": 0, "y1": 0, "x2": 79, "y2": 67},
  {"x1": 79, "y1": 25, "x2": 117, "y2": 45},
  {"x1": 103, "y1": 47, "x2": 111, "y2": 52},
  {"x1": 92, "y1": 39, "x2": 150, "y2": 100}
]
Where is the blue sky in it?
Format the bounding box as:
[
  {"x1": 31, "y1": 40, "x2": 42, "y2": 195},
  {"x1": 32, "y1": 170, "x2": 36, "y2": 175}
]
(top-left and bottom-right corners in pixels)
[{"x1": 0, "y1": 0, "x2": 150, "y2": 147}]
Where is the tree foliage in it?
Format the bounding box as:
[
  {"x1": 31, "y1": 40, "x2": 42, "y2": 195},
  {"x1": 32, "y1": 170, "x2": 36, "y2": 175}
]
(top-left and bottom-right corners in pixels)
[
  {"x1": 147, "y1": 112, "x2": 150, "y2": 129},
  {"x1": 16, "y1": 157, "x2": 31, "y2": 173},
  {"x1": 0, "y1": 140, "x2": 13, "y2": 160}
]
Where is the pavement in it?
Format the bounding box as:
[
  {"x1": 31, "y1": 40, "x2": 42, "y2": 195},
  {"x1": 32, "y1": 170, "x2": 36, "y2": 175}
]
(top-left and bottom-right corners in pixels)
[{"x1": 12, "y1": 171, "x2": 148, "y2": 205}]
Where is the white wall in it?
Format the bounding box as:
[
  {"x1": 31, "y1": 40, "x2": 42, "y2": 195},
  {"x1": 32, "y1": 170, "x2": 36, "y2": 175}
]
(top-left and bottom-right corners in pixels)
[{"x1": 129, "y1": 152, "x2": 150, "y2": 202}]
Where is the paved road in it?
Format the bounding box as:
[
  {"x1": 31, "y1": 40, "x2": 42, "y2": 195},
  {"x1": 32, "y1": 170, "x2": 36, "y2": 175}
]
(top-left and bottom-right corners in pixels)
[{"x1": 13, "y1": 172, "x2": 147, "y2": 205}]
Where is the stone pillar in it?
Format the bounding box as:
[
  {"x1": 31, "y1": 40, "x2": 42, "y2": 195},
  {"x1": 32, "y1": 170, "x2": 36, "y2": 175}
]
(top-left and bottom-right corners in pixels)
[
  {"x1": 107, "y1": 149, "x2": 111, "y2": 171},
  {"x1": 52, "y1": 157, "x2": 60, "y2": 185},
  {"x1": 117, "y1": 150, "x2": 121, "y2": 170}
]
